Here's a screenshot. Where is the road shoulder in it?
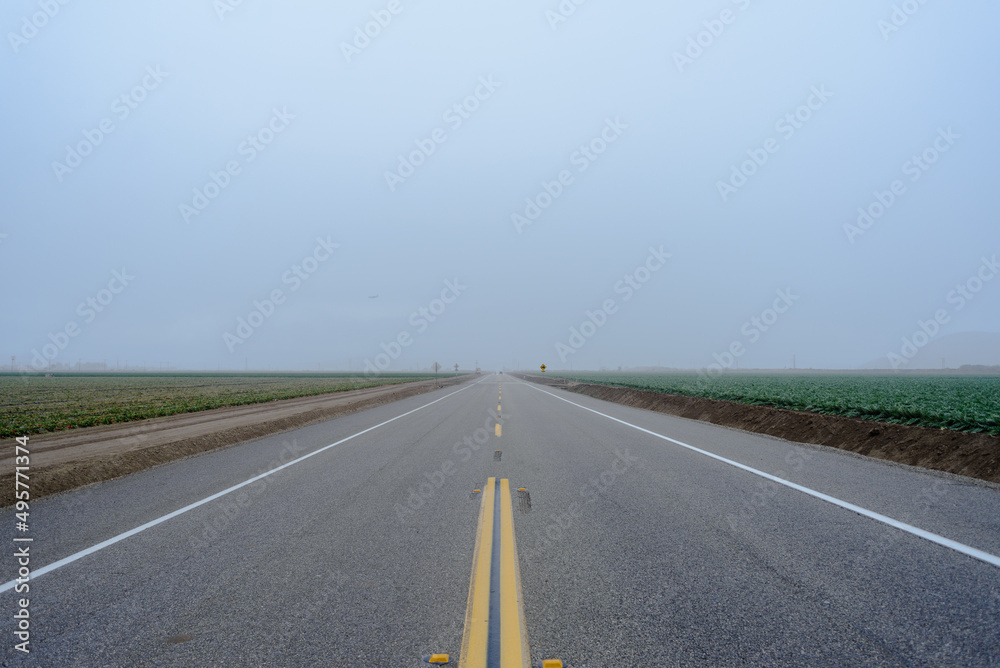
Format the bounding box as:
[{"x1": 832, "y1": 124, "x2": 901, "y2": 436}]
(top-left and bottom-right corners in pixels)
[
  {"x1": 516, "y1": 374, "x2": 999, "y2": 485},
  {"x1": 1, "y1": 376, "x2": 471, "y2": 505}
]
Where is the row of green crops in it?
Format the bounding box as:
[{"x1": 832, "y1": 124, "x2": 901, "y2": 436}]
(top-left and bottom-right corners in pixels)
[
  {"x1": 546, "y1": 372, "x2": 1000, "y2": 435},
  {"x1": 0, "y1": 372, "x2": 460, "y2": 439}
]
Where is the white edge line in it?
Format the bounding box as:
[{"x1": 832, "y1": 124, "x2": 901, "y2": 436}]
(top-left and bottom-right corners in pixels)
[
  {"x1": 522, "y1": 381, "x2": 1000, "y2": 569},
  {"x1": 1, "y1": 383, "x2": 475, "y2": 593}
]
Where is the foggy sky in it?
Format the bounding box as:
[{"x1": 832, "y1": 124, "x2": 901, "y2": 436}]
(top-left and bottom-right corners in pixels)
[{"x1": 2, "y1": 1, "x2": 999, "y2": 372}]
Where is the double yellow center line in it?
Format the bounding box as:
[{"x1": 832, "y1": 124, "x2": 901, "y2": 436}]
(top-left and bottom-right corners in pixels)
[{"x1": 459, "y1": 478, "x2": 530, "y2": 667}]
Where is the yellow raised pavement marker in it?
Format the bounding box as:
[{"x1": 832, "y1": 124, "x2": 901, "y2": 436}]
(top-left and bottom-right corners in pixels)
[{"x1": 423, "y1": 654, "x2": 451, "y2": 665}]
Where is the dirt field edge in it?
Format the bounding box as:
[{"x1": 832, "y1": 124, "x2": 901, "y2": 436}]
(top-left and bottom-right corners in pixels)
[
  {"x1": 516, "y1": 374, "x2": 1000, "y2": 484},
  {"x1": 2, "y1": 376, "x2": 471, "y2": 507}
]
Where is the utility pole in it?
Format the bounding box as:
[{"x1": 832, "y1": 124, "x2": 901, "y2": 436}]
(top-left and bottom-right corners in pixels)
[{"x1": 10, "y1": 356, "x2": 14, "y2": 372}]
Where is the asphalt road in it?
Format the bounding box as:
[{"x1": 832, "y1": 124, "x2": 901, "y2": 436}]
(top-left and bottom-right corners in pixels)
[{"x1": 2, "y1": 373, "x2": 998, "y2": 666}]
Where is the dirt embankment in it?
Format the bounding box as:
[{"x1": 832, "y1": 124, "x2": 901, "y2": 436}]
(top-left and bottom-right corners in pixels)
[
  {"x1": 1, "y1": 376, "x2": 470, "y2": 506},
  {"x1": 518, "y1": 374, "x2": 999, "y2": 484}
]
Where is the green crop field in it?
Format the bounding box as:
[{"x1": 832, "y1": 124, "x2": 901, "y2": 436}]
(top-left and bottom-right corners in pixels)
[
  {"x1": 547, "y1": 372, "x2": 1000, "y2": 436},
  {"x1": 0, "y1": 372, "x2": 459, "y2": 439}
]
